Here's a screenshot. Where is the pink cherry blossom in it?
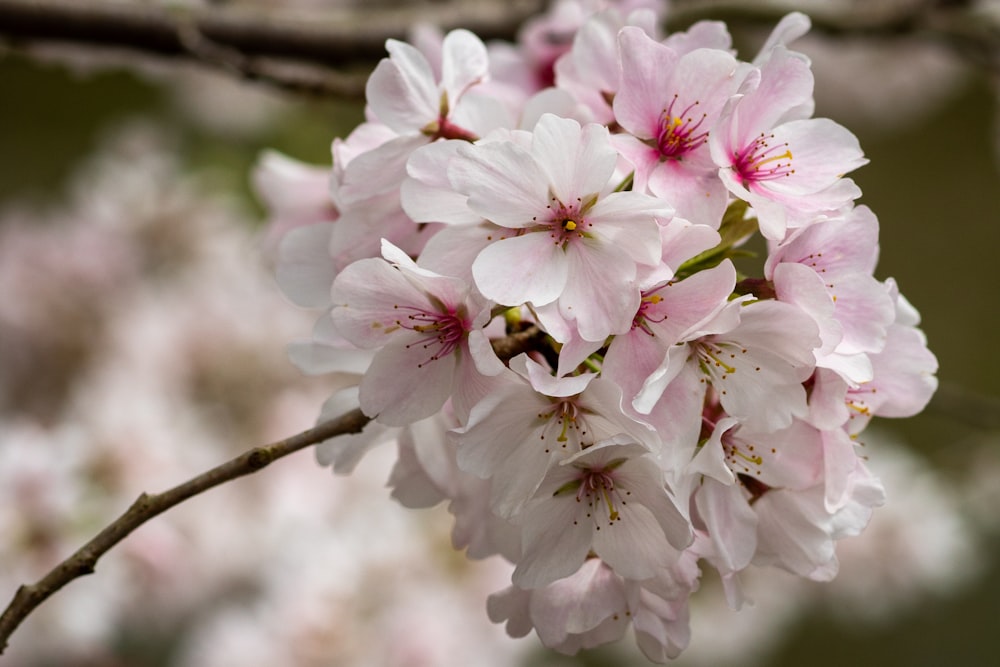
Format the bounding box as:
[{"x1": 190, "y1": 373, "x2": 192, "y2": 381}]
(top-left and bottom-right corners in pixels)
[
  {"x1": 366, "y1": 29, "x2": 498, "y2": 142},
  {"x1": 855, "y1": 280, "x2": 939, "y2": 419},
  {"x1": 603, "y1": 259, "x2": 736, "y2": 416},
  {"x1": 449, "y1": 113, "x2": 670, "y2": 341},
  {"x1": 330, "y1": 29, "x2": 511, "y2": 221},
  {"x1": 634, "y1": 297, "x2": 821, "y2": 436},
  {"x1": 489, "y1": 558, "x2": 631, "y2": 652},
  {"x1": 251, "y1": 150, "x2": 336, "y2": 260},
  {"x1": 554, "y1": 8, "x2": 661, "y2": 124},
  {"x1": 512, "y1": 437, "x2": 691, "y2": 588},
  {"x1": 490, "y1": 548, "x2": 701, "y2": 661},
  {"x1": 329, "y1": 240, "x2": 501, "y2": 426},
  {"x1": 454, "y1": 355, "x2": 658, "y2": 518},
  {"x1": 613, "y1": 28, "x2": 741, "y2": 227},
  {"x1": 809, "y1": 280, "x2": 939, "y2": 436},
  {"x1": 710, "y1": 47, "x2": 868, "y2": 240},
  {"x1": 627, "y1": 551, "x2": 702, "y2": 660},
  {"x1": 767, "y1": 205, "x2": 894, "y2": 363},
  {"x1": 681, "y1": 416, "x2": 827, "y2": 583},
  {"x1": 752, "y1": 460, "x2": 886, "y2": 579}
]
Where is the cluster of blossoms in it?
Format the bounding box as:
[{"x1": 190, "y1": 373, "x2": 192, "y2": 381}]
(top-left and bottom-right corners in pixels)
[{"x1": 262, "y1": 0, "x2": 938, "y2": 660}]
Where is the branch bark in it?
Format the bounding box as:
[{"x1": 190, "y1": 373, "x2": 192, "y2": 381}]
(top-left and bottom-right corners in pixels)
[
  {"x1": 0, "y1": 0, "x2": 546, "y2": 63},
  {"x1": 0, "y1": 406, "x2": 371, "y2": 655},
  {"x1": 667, "y1": 0, "x2": 1000, "y2": 74},
  {"x1": 0, "y1": 0, "x2": 546, "y2": 96},
  {"x1": 0, "y1": 323, "x2": 557, "y2": 654},
  {"x1": 1, "y1": 0, "x2": 998, "y2": 96}
]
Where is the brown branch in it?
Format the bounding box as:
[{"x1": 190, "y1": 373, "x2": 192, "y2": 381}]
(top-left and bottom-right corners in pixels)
[
  {"x1": 0, "y1": 406, "x2": 371, "y2": 655},
  {"x1": 0, "y1": 323, "x2": 554, "y2": 653},
  {"x1": 668, "y1": 0, "x2": 1000, "y2": 74},
  {"x1": 491, "y1": 324, "x2": 547, "y2": 361},
  {"x1": 668, "y1": 0, "x2": 934, "y2": 34},
  {"x1": 0, "y1": 0, "x2": 546, "y2": 63},
  {"x1": 2, "y1": 0, "x2": 995, "y2": 97},
  {"x1": 0, "y1": 0, "x2": 996, "y2": 96},
  {"x1": 0, "y1": 0, "x2": 546, "y2": 96}
]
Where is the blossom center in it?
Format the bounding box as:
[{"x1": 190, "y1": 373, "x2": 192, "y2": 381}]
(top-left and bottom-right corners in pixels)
[
  {"x1": 553, "y1": 459, "x2": 630, "y2": 526},
  {"x1": 655, "y1": 95, "x2": 708, "y2": 159},
  {"x1": 722, "y1": 431, "x2": 767, "y2": 477},
  {"x1": 421, "y1": 91, "x2": 480, "y2": 142},
  {"x1": 578, "y1": 469, "x2": 621, "y2": 521},
  {"x1": 691, "y1": 340, "x2": 761, "y2": 396},
  {"x1": 733, "y1": 132, "x2": 794, "y2": 186},
  {"x1": 537, "y1": 399, "x2": 593, "y2": 453},
  {"x1": 393, "y1": 305, "x2": 468, "y2": 368},
  {"x1": 533, "y1": 194, "x2": 598, "y2": 246},
  {"x1": 548, "y1": 200, "x2": 588, "y2": 243},
  {"x1": 632, "y1": 285, "x2": 669, "y2": 336},
  {"x1": 552, "y1": 459, "x2": 632, "y2": 530}
]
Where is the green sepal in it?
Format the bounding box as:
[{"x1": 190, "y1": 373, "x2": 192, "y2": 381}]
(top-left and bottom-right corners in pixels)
[
  {"x1": 553, "y1": 479, "x2": 583, "y2": 497},
  {"x1": 675, "y1": 200, "x2": 758, "y2": 280}
]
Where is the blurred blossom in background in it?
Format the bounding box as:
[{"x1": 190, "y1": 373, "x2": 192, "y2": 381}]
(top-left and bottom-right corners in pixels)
[
  {"x1": 0, "y1": 122, "x2": 527, "y2": 667},
  {"x1": 2, "y1": 1, "x2": 1000, "y2": 665}
]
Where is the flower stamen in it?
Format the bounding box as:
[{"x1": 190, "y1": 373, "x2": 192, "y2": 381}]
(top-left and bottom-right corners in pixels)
[
  {"x1": 656, "y1": 96, "x2": 708, "y2": 159},
  {"x1": 734, "y1": 132, "x2": 795, "y2": 186},
  {"x1": 394, "y1": 305, "x2": 468, "y2": 367}
]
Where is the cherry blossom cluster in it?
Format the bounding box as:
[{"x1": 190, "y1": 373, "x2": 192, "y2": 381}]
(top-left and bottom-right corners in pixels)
[{"x1": 261, "y1": 0, "x2": 938, "y2": 660}]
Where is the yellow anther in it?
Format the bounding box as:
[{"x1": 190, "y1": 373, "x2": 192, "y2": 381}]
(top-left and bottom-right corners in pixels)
[
  {"x1": 643, "y1": 294, "x2": 663, "y2": 305},
  {"x1": 703, "y1": 348, "x2": 737, "y2": 374},
  {"x1": 602, "y1": 487, "x2": 619, "y2": 521},
  {"x1": 756, "y1": 150, "x2": 792, "y2": 168},
  {"x1": 563, "y1": 219, "x2": 578, "y2": 231},
  {"x1": 733, "y1": 448, "x2": 763, "y2": 466},
  {"x1": 848, "y1": 400, "x2": 871, "y2": 416},
  {"x1": 557, "y1": 415, "x2": 574, "y2": 442}
]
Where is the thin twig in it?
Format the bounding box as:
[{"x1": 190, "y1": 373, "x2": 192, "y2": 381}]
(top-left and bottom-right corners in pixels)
[
  {"x1": 490, "y1": 324, "x2": 547, "y2": 361},
  {"x1": 927, "y1": 381, "x2": 1000, "y2": 430},
  {"x1": 0, "y1": 323, "x2": 556, "y2": 653},
  {"x1": 0, "y1": 406, "x2": 370, "y2": 654},
  {"x1": 667, "y1": 0, "x2": 1000, "y2": 74}
]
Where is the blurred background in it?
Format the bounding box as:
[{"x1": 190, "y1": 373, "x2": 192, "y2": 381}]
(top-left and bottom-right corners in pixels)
[{"x1": 1, "y1": 1, "x2": 999, "y2": 665}]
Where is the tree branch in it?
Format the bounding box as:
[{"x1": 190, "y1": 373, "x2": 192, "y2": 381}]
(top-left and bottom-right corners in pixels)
[
  {"x1": 490, "y1": 324, "x2": 547, "y2": 361},
  {"x1": 0, "y1": 322, "x2": 562, "y2": 653},
  {"x1": 927, "y1": 381, "x2": 1000, "y2": 430},
  {"x1": 667, "y1": 0, "x2": 1000, "y2": 74},
  {"x1": 0, "y1": 406, "x2": 371, "y2": 655},
  {"x1": 0, "y1": 0, "x2": 546, "y2": 96},
  {"x1": 2, "y1": 0, "x2": 999, "y2": 96}
]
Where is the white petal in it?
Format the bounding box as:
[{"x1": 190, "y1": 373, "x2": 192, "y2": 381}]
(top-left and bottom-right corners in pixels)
[
  {"x1": 275, "y1": 223, "x2": 335, "y2": 307},
  {"x1": 694, "y1": 478, "x2": 757, "y2": 572},
  {"x1": 441, "y1": 29, "x2": 489, "y2": 102},
  {"x1": 531, "y1": 114, "x2": 617, "y2": 201},
  {"x1": 359, "y1": 343, "x2": 456, "y2": 425},
  {"x1": 366, "y1": 40, "x2": 437, "y2": 133},
  {"x1": 472, "y1": 233, "x2": 569, "y2": 306},
  {"x1": 594, "y1": 503, "x2": 674, "y2": 580},
  {"x1": 400, "y1": 141, "x2": 480, "y2": 224},
  {"x1": 450, "y1": 141, "x2": 548, "y2": 227},
  {"x1": 514, "y1": 496, "x2": 593, "y2": 589}
]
